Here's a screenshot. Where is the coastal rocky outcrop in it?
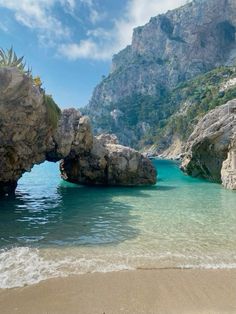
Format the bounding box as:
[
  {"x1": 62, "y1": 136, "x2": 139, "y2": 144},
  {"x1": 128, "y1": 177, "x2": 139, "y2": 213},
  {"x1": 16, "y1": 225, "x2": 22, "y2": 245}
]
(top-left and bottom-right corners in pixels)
[
  {"x1": 221, "y1": 137, "x2": 236, "y2": 190},
  {"x1": 84, "y1": 0, "x2": 236, "y2": 151},
  {"x1": 0, "y1": 67, "x2": 156, "y2": 195},
  {"x1": 181, "y1": 100, "x2": 236, "y2": 189},
  {"x1": 0, "y1": 67, "x2": 51, "y2": 195},
  {"x1": 61, "y1": 134, "x2": 156, "y2": 186}
]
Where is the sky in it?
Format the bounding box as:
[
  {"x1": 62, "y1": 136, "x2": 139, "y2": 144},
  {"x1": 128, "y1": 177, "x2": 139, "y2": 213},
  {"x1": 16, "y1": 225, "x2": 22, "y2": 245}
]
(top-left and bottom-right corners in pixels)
[{"x1": 0, "y1": 0, "x2": 187, "y2": 108}]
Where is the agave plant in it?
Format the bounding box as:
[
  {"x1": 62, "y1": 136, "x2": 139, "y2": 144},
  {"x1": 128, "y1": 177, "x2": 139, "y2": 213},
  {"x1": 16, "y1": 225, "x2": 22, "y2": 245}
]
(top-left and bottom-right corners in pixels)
[{"x1": 0, "y1": 47, "x2": 30, "y2": 74}]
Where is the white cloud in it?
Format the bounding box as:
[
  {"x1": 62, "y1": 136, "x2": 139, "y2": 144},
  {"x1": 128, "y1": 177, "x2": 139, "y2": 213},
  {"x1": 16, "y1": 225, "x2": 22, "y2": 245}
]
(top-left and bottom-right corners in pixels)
[
  {"x1": 59, "y1": 0, "x2": 187, "y2": 60},
  {"x1": 60, "y1": 39, "x2": 110, "y2": 60},
  {"x1": 0, "y1": 0, "x2": 71, "y2": 44},
  {"x1": 0, "y1": 0, "x2": 188, "y2": 60},
  {"x1": 78, "y1": 0, "x2": 104, "y2": 24}
]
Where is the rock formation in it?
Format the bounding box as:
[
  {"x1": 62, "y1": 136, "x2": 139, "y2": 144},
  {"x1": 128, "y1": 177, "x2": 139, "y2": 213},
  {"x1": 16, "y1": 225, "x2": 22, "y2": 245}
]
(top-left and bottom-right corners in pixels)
[
  {"x1": 0, "y1": 67, "x2": 51, "y2": 195},
  {"x1": 221, "y1": 137, "x2": 236, "y2": 190},
  {"x1": 0, "y1": 67, "x2": 156, "y2": 195},
  {"x1": 61, "y1": 134, "x2": 156, "y2": 186},
  {"x1": 84, "y1": 0, "x2": 236, "y2": 149},
  {"x1": 181, "y1": 100, "x2": 236, "y2": 189}
]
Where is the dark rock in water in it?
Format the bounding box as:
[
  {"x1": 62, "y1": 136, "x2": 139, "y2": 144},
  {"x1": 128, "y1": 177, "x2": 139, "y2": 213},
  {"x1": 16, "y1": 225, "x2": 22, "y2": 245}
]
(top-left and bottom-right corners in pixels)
[
  {"x1": 181, "y1": 100, "x2": 236, "y2": 189},
  {"x1": 0, "y1": 67, "x2": 156, "y2": 195},
  {"x1": 60, "y1": 134, "x2": 157, "y2": 186},
  {"x1": 0, "y1": 181, "x2": 17, "y2": 197}
]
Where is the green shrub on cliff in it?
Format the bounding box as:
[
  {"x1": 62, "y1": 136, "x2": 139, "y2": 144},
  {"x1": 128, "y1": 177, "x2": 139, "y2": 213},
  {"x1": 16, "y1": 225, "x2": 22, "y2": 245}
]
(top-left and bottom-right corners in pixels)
[
  {"x1": 92, "y1": 65, "x2": 236, "y2": 150},
  {"x1": 161, "y1": 66, "x2": 236, "y2": 141},
  {"x1": 0, "y1": 47, "x2": 61, "y2": 130},
  {"x1": 44, "y1": 94, "x2": 61, "y2": 129},
  {"x1": 0, "y1": 47, "x2": 29, "y2": 73}
]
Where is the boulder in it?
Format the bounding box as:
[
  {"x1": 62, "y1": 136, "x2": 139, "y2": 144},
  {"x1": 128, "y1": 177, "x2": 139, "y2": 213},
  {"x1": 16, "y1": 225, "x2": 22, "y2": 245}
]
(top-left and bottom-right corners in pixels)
[{"x1": 60, "y1": 134, "x2": 157, "y2": 186}]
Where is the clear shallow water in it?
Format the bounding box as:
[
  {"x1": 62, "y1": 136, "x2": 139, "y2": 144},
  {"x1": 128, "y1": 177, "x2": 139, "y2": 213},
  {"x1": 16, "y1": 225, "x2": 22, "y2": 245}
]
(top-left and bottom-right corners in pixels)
[{"x1": 0, "y1": 160, "x2": 236, "y2": 288}]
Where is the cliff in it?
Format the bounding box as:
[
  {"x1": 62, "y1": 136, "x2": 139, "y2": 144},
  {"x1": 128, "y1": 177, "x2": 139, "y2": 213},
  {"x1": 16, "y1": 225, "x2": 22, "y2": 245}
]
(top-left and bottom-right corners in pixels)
[
  {"x1": 181, "y1": 100, "x2": 236, "y2": 189},
  {"x1": 221, "y1": 137, "x2": 236, "y2": 189},
  {"x1": 84, "y1": 0, "x2": 236, "y2": 150},
  {"x1": 0, "y1": 67, "x2": 156, "y2": 195}
]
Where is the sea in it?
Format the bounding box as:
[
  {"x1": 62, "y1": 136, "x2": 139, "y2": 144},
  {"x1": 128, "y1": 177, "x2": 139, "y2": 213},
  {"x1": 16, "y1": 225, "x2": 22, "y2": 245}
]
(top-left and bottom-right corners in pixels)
[{"x1": 0, "y1": 159, "x2": 235, "y2": 288}]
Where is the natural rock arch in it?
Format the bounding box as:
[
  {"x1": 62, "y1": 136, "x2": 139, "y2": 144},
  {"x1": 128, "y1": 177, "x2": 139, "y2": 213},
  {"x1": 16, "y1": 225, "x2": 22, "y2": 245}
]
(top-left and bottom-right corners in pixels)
[{"x1": 0, "y1": 67, "x2": 156, "y2": 196}]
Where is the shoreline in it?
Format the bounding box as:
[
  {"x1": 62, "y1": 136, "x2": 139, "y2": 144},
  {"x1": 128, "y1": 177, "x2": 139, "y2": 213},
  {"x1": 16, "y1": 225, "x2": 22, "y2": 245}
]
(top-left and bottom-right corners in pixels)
[{"x1": 1, "y1": 268, "x2": 236, "y2": 314}]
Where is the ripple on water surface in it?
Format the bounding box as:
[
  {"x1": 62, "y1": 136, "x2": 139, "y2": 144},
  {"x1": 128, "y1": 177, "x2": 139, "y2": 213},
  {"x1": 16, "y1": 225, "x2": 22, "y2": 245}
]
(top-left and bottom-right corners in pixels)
[{"x1": 0, "y1": 160, "x2": 236, "y2": 288}]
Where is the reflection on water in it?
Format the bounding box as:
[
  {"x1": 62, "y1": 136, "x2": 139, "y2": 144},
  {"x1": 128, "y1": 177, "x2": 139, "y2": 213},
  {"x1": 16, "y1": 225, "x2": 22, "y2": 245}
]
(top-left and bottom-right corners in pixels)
[
  {"x1": 0, "y1": 160, "x2": 236, "y2": 288},
  {"x1": 0, "y1": 163, "x2": 144, "y2": 247}
]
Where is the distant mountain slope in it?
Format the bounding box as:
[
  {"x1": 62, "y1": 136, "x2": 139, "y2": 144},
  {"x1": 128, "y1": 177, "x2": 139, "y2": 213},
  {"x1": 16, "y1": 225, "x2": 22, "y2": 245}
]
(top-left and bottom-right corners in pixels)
[{"x1": 84, "y1": 0, "x2": 236, "y2": 152}]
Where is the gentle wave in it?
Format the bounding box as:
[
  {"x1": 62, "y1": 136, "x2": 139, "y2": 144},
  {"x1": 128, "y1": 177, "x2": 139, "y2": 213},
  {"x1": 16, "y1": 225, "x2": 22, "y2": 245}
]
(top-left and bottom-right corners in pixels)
[
  {"x1": 0, "y1": 247, "x2": 133, "y2": 289},
  {"x1": 1, "y1": 161, "x2": 236, "y2": 289},
  {"x1": 1, "y1": 247, "x2": 236, "y2": 289}
]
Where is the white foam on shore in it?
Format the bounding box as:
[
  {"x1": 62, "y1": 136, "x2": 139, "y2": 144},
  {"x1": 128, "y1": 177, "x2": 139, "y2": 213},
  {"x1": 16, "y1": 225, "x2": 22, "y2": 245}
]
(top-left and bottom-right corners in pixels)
[
  {"x1": 0, "y1": 247, "x2": 133, "y2": 289},
  {"x1": 1, "y1": 247, "x2": 236, "y2": 289},
  {"x1": 181, "y1": 263, "x2": 236, "y2": 270}
]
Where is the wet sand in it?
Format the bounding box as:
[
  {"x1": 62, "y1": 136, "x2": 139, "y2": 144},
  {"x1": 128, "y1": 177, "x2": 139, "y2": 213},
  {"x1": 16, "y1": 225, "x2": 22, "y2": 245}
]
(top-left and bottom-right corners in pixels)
[{"x1": 0, "y1": 269, "x2": 236, "y2": 314}]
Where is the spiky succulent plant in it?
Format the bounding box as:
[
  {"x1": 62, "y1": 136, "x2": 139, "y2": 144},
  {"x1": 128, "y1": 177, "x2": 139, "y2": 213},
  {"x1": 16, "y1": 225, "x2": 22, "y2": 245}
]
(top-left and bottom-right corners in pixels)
[{"x1": 0, "y1": 47, "x2": 30, "y2": 74}]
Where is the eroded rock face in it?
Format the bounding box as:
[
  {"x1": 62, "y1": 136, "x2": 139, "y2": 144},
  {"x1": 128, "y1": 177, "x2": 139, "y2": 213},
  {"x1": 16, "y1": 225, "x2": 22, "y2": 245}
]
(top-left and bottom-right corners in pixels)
[
  {"x1": 181, "y1": 100, "x2": 236, "y2": 188},
  {"x1": 47, "y1": 109, "x2": 93, "y2": 161},
  {"x1": 60, "y1": 134, "x2": 157, "y2": 186},
  {"x1": 0, "y1": 68, "x2": 94, "y2": 195},
  {"x1": 85, "y1": 0, "x2": 236, "y2": 147},
  {"x1": 221, "y1": 138, "x2": 236, "y2": 190},
  {"x1": 0, "y1": 67, "x2": 49, "y2": 195},
  {"x1": 0, "y1": 67, "x2": 156, "y2": 195}
]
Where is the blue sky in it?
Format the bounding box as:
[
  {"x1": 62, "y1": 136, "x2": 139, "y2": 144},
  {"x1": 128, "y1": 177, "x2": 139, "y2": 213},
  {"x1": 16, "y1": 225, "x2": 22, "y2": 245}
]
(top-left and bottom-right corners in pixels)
[{"x1": 0, "y1": 0, "x2": 186, "y2": 108}]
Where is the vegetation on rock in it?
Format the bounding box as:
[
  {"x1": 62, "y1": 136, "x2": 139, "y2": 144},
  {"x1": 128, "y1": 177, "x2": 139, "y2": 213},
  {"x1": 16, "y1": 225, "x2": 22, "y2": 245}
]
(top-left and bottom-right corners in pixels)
[
  {"x1": 85, "y1": 0, "x2": 236, "y2": 154},
  {"x1": 0, "y1": 47, "x2": 29, "y2": 74},
  {"x1": 86, "y1": 66, "x2": 236, "y2": 152},
  {"x1": 0, "y1": 47, "x2": 61, "y2": 131},
  {"x1": 44, "y1": 94, "x2": 61, "y2": 129},
  {"x1": 154, "y1": 66, "x2": 236, "y2": 145}
]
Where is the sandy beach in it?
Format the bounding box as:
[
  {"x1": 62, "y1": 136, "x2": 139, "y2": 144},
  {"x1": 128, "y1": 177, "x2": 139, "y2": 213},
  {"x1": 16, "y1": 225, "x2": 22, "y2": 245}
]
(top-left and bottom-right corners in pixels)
[{"x1": 0, "y1": 269, "x2": 236, "y2": 314}]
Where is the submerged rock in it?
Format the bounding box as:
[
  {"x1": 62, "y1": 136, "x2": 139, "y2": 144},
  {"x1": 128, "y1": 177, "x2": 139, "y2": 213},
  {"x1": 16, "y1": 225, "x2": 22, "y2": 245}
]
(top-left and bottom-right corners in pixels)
[
  {"x1": 60, "y1": 134, "x2": 157, "y2": 186},
  {"x1": 181, "y1": 100, "x2": 236, "y2": 189}
]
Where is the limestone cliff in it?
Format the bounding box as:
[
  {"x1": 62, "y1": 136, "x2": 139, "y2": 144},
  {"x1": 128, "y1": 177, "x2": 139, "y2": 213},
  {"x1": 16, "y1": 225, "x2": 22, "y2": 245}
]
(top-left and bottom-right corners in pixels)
[
  {"x1": 0, "y1": 67, "x2": 52, "y2": 194},
  {"x1": 181, "y1": 100, "x2": 236, "y2": 189},
  {"x1": 221, "y1": 137, "x2": 236, "y2": 190},
  {"x1": 85, "y1": 0, "x2": 236, "y2": 149},
  {"x1": 0, "y1": 67, "x2": 156, "y2": 195}
]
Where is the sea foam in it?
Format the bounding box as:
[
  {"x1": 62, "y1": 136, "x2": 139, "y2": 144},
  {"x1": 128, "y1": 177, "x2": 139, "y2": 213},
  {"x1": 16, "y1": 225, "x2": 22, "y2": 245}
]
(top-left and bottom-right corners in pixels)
[{"x1": 0, "y1": 247, "x2": 133, "y2": 289}]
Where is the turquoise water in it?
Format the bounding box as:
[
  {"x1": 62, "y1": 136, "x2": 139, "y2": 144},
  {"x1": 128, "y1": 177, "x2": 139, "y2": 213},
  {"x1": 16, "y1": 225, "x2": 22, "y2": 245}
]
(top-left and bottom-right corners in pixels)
[{"x1": 0, "y1": 160, "x2": 236, "y2": 288}]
